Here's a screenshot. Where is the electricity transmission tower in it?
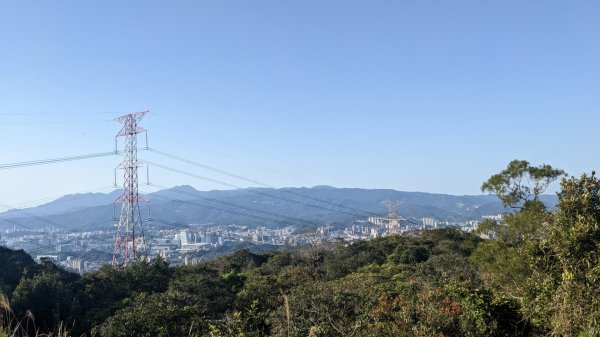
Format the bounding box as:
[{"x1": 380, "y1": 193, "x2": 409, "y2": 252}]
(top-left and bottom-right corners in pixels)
[
  {"x1": 112, "y1": 111, "x2": 148, "y2": 266},
  {"x1": 383, "y1": 200, "x2": 403, "y2": 230}
]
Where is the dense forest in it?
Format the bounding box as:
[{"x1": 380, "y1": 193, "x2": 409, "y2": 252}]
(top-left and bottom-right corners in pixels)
[{"x1": 1, "y1": 164, "x2": 599, "y2": 336}]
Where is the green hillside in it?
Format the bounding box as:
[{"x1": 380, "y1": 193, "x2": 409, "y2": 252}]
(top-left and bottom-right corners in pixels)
[{"x1": 1, "y1": 170, "x2": 599, "y2": 336}]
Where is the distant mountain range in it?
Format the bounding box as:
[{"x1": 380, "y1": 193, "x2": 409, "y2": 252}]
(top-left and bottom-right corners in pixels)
[{"x1": 0, "y1": 185, "x2": 558, "y2": 231}]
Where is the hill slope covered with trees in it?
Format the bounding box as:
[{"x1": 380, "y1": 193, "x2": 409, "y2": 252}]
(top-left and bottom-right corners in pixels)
[{"x1": 1, "y1": 165, "x2": 599, "y2": 336}]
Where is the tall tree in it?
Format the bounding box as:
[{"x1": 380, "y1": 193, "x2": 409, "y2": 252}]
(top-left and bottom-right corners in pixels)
[
  {"x1": 481, "y1": 160, "x2": 565, "y2": 208},
  {"x1": 529, "y1": 172, "x2": 600, "y2": 335}
]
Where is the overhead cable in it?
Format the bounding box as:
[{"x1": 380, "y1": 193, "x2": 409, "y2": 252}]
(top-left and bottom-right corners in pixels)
[{"x1": 147, "y1": 148, "x2": 380, "y2": 218}]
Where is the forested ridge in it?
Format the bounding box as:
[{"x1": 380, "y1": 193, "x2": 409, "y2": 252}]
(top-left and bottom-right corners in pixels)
[{"x1": 1, "y1": 166, "x2": 599, "y2": 336}]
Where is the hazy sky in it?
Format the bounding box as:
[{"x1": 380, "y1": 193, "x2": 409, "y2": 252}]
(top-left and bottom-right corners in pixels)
[{"x1": 1, "y1": 1, "x2": 599, "y2": 209}]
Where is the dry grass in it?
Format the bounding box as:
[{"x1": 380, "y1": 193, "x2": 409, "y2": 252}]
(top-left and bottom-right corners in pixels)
[
  {"x1": 0, "y1": 293, "x2": 10, "y2": 313},
  {"x1": 0, "y1": 291, "x2": 70, "y2": 337}
]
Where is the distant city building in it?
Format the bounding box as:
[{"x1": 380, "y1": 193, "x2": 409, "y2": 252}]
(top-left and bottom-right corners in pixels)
[
  {"x1": 178, "y1": 230, "x2": 193, "y2": 245},
  {"x1": 65, "y1": 258, "x2": 85, "y2": 274},
  {"x1": 422, "y1": 218, "x2": 437, "y2": 228},
  {"x1": 482, "y1": 214, "x2": 503, "y2": 222},
  {"x1": 368, "y1": 216, "x2": 386, "y2": 226}
]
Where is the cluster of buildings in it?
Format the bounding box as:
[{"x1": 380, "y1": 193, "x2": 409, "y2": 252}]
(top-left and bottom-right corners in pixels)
[{"x1": 1, "y1": 211, "x2": 503, "y2": 273}]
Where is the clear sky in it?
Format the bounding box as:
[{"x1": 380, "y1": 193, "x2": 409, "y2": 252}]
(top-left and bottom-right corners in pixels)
[{"x1": 1, "y1": 1, "x2": 599, "y2": 209}]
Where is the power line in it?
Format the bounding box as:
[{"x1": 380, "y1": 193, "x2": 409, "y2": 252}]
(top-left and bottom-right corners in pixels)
[
  {"x1": 149, "y1": 148, "x2": 267, "y2": 186},
  {"x1": 0, "y1": 120, "x2": 113, "y2": 126},
  {"x1": 0, "y1": 186, "x2": 118, "y2": 253},
  {"x1": 148, "y1": 130, "x2": 309, "y2": 184},
  {"x1": 0, "y1": 201, "x2": 80, "y2": 230},
  {"x1": 144, "y1": 160, "x2": 365, "y2": 218},
  {"x1": 146, "y1": 189, "x2": 425, "y2": 235},
  {"x1": 147, "y1": 183, "x2": 324, "y2": 227},
  {"x1": 4, "y1": 214, "x2": 116, "y2": 254},
  {"x1": 10, "y1": 187, "x2": 314, "y2": 257},
  {"x1": 0, "y1": 187, "x2": 118, "y2": 247},
  {"x1": 0, "y1": 202, "x2": 118, "y2": 257},
  {"x1": 0, "y1": 186, "x2": 117, "y2": 212},
  {"x1": 149, "y1": 111, "x2": 354, "y2": 186},
  {"x1": 149, "y1": 194, "x2": 309, "y2": 227},
  {"x1": 0, "y1": 151, "x2": 118, "y2": 170},
  {"x1": 0, "y1": 148, "x2": 151, "y2": 171},
  {"x1": 147, "y1": 172, "x2": 419, "y2": 229},
  {"x1": 0, "y1": 112, "x2": 121, "y2": 116},
  {"x1": 147, "y1": 147, "x2": 380, "y2": 218},
  {"x1": 404, "y1": 218, "x2": 421, "y2": 226},
  {"x1": 0, "y1": 217, "x2": 38, "y2": 232},
  {"x1": 0, "y1": 119, "x2": 380, "y2": 223},
  {"x1": 26, "y1": 219, "x2": 116, "y2": 255},
  {"x1": 148, "y1": 218, "x2": 190, "y2": 231}
]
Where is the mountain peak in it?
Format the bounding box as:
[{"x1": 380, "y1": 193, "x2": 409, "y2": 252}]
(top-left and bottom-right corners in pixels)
[{"x1": 311, "y1": 185, "x2": 336, "y2": 190}]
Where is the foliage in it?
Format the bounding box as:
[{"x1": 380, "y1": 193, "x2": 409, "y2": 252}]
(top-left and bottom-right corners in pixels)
[
  {"x1": 11, "y1": 271, "x2": 75, "y2": 335},
  {"x1": 474, "y1": 168, "x2": 600, "y2": 336},
  {"x1": 0, "y1": 247, "x2": 37, "y2": 297},
  {"x1": 3, "y1": 164, "x2": 600, "y2": 337},
  {"x1": 370, "y1": 280, "x2": 527, "y2": 337},
  {"x1": 471, "y1": 201, "x2": 551, "y2": 300},
  {"x1": 481, "y1": 160, "x2": 565, "y2": 208},
  {"x1": 1, "y1": 227, "x2": 522, "y2": 337},
  {"x1": 71, "y1": 256, "x2": 171, "y2": 335},
  {"x1": 94, "y1": 292, "x2": 208, "y2": 337},
  {"x1": 527, "y1": 172, "x2": 600, "y2": 335}
]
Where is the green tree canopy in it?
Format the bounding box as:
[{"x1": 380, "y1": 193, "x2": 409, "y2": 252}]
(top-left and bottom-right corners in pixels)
[{"x1": 481, "y1": 160, "x2": 566, "y2": 208}]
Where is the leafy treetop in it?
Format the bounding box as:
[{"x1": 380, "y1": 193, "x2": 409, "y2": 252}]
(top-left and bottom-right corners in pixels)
[{"x1": 481, "y1": 160, "x2": 566, "y2": 208}]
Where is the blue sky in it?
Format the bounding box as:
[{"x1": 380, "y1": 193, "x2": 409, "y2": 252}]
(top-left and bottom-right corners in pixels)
[{"x1": 0, "y1": 1, "x2": 599, "y2": 208}]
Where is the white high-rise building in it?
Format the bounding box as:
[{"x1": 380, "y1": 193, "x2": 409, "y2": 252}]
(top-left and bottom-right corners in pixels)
[{"x1": 178, "y1": 230, "x2": 193, "y2": 245}]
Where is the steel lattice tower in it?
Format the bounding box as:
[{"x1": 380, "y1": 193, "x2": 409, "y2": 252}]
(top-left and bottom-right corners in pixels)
[
  {"x1": 112, "y1": 111, "x2": 148, "y2": 266},
  {"x1": 383, "y1": 200, "x2": 402, "y2": 230}
]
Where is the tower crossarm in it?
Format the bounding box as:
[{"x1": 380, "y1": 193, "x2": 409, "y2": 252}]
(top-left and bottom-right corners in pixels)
[{"x1": 115, "y1": 110, "x2": 148, "y2": 137}]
